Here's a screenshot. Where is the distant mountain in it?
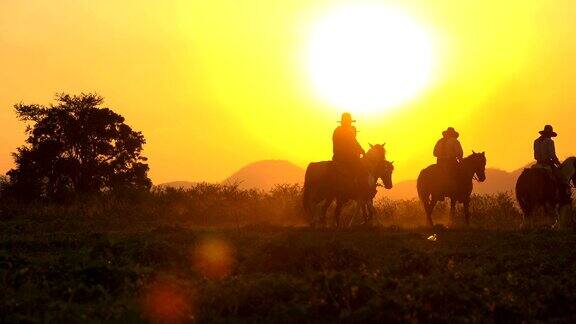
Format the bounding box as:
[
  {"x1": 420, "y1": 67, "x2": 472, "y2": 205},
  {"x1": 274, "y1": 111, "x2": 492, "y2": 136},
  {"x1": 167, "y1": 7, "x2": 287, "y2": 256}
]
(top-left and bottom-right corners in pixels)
[
  {"x1": 475, "y1": 166, "x2": 525, "y2": 195},
  {"x1": 159, "y1": 161, "x2": 532, "y2": 198},
  {"x1": 383, "y1": 166, "x2": 529, "y2": 200},
  {"x1": 384, "y1": 179, "x2": 417, "y2": 200},
  {"x1": 155, "y1": 160, "x2": 304, "y2": 191},
  {"x1": 223, "y1": 160, "x2": 304, "y2": 190}
]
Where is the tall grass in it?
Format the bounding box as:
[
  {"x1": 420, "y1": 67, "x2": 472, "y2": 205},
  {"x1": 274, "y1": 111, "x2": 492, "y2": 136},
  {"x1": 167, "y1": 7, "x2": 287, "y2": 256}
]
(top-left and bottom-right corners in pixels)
[
  {"x1": 0, "y1": 183, "x2": 524, "y2": 232},
  {"x1": 0, "y1": 183, "x2": 567, "y2": 322},
  {"x1": 374, "y1": 192, "x2": 522, "y2": 229}
]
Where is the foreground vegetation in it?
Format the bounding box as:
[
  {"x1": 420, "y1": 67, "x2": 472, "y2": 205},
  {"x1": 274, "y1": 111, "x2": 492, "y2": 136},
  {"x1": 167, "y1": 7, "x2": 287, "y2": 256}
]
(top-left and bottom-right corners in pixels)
[{"x1": 1, "y1": 185, "x2": 573, "y2": 322}]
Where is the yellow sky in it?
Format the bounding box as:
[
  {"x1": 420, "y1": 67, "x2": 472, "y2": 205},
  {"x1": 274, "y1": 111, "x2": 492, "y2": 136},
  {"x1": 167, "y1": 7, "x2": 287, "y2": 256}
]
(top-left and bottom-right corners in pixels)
[{"x1": 1, "y1": 0, "x2": 575, "y2": 184}]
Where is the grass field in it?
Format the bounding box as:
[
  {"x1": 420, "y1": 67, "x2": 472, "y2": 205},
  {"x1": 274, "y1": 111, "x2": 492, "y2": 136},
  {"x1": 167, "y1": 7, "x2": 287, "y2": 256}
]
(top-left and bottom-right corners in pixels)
[
  {"x1": 4, "y1": 225, "x2": 576, "y2": 322},
  {"x1": 1, "y1": 187, "x2": 575, "y2": 322}
]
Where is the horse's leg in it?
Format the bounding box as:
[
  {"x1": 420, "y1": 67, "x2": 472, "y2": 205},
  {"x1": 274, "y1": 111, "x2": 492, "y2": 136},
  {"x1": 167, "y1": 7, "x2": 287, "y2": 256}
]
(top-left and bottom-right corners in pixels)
[
  {"x1": 520, "y1": 210, "x2": 528, "y2": 230},
  {"x1": 307, "y1": 198, "x2": 318, "y2": 228},
  {"x1": 334, "y1": 199, "x2": 344, "y2": 229},
  {"x1": 366, "y1": 200, "x2": 376, "y2": 226},
  {"x1": 525, "y1": 212, "x2": 532, "y2": 230},
  {"x1": 319, "y1": 199, "x2": 331, "y2": 228},
  {"x1": 518, "y1": 202, "x2": 528, "y2": 229},
  {"x1": 359, "y1": 200, "x2": 370, "y2": 225},
  {"x1": 449, "y1": 198, "x2": 457, "y2": 228},
  {"x1": 348, "y1": 200, "x2": 361, "y2": 227},
  {"x1": 345, "y1": 200, "x2": 356, "y2": 227},
  {"x1": 463, "y1": 200, "x2": 471, "y2": 227},
  {"x1": 557, "y1": 204, "x2": 573, "y2": 229},
  {"x1": 529, "y1": 205, "x2": 541, "y2": 229},
  {"x1": 519, "y1": 202, "x2": 530, "y2": 229},
  {"x1": 552, "y1": 203, "x2": 572, "y2": 229},
  {"x1": 361, "y1": 200, "x2": 374, "y2": 226},
  {"x1": 347, "y1": 199, "x2": 363, "y2": 227},
  {"x1": 540, "y1": 203, "x2": 557, "y2": 229},
  {"x1": 551, "y1": 204, "x2": 567, "y2": 230},
  {"x1": 551, "y1": 205, "x2": 559, "y2": 229},
  {"x1": 426, "y1": 197, "x2": 438, "y2": 227}
]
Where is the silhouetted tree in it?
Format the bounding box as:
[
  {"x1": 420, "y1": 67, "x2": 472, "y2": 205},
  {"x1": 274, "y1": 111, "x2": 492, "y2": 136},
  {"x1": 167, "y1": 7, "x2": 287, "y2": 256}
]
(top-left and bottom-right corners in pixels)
[
  {"x1": 0, "y1": 175, "x2": 8, "y2": 199},
  {"x1": 7, "y1": 93, "x2": 151, "y2": 200}
]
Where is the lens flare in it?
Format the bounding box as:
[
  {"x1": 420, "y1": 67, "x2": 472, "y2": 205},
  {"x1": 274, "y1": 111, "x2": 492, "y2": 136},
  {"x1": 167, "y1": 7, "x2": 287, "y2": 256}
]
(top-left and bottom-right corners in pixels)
[
  {"x1": 192, "y1": 237, "x2": 235, "y2": 280},
  {"x1": 141, "y1": 277, "x2": 194, "y2": 323}
]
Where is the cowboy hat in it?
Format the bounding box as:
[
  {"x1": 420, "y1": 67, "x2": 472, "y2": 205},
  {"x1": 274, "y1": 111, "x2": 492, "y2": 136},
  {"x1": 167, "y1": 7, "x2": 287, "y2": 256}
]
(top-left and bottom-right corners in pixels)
[
  {"x1": 337, "y1": 112, "x2": 356, "y2": 123},
  {"x1": 442, "y1": 127, "x2": 459, "y2": 138},
  {"x1": 539, "y1": 124, "x2": 557, "y2": 137}
]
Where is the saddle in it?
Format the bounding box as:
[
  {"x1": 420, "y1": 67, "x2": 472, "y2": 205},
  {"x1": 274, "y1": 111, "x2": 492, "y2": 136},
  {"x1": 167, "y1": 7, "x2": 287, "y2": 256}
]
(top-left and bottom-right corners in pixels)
[
  {"x1": 531, "y1": 163, "x2": 553, "y2": 171},
  {"x1": 433, "y1": 163, "x2": 460, "y2": 199},
  {"x1": 331, "y1": 160, "x2": 371, "y2": 194},
  {"x1": 332, "y1": 160, "x2": 353, "y2": 177},
  {"x1": 530, "y1": 163, "x2": 559, "y2": 182},
  {"x1": 528, "y1": 165, "x2": 571, "y2": 203}
]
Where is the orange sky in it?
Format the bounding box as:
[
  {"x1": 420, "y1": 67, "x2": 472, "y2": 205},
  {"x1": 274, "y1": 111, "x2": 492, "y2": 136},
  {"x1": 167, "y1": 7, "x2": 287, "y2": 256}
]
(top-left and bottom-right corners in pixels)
[{"x1": 1, "y1": 0, "x2": 575, "y2": 184}]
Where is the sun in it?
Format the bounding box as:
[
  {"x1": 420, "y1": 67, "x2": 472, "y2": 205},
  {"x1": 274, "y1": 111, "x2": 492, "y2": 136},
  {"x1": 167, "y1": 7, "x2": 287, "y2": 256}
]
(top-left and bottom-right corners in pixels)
[{"x1": 307, "y1": 4, "x2": 436, "y2": 114}]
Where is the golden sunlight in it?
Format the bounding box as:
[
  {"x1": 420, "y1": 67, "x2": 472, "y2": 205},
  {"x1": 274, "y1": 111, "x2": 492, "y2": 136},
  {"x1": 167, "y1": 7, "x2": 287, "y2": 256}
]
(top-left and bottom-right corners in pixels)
[{"x1": 307, "y1": 4, "x2": 435, "y2": 114}]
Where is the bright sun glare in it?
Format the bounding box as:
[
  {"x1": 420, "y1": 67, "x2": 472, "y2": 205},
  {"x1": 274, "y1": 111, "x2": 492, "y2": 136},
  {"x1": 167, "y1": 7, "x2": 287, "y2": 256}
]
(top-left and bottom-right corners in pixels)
[{"x1": 307, "y1": 5, "x2": 435, "y2": 114}]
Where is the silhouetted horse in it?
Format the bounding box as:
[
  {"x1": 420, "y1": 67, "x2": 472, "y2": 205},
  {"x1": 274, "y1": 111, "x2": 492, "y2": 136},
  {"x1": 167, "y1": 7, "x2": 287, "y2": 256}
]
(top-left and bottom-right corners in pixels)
[
  {"x1": 417, "y1": 152, "x2": 486, "y2": 227},
  {"x1": 303, "y1": 144, "x2": 394, "y2": 228},
  {"x1": 516, "y1": 157, "x2": 576, "y2": 228}
]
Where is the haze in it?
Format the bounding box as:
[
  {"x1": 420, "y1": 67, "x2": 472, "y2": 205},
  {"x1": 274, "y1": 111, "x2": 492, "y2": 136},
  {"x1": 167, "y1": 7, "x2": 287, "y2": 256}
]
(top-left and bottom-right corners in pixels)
[{"x1": 1, "y1": 0, "x2": 575, "y2": 184}]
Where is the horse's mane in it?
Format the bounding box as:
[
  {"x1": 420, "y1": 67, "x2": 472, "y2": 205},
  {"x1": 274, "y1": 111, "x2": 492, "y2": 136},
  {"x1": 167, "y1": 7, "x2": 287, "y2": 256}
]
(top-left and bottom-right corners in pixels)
[
  {"x1": 461, "y1": 152, "x2": 485, "y2": 165},
  {"x1": 463, "y1": 152, "x2": 481, "y2": 160},
  {"x1": 562, "y1": 156, "x2": 576, "y2": 167},
  {"x1": 364, "y1": 144, "x2": 386, "y2": 162}
]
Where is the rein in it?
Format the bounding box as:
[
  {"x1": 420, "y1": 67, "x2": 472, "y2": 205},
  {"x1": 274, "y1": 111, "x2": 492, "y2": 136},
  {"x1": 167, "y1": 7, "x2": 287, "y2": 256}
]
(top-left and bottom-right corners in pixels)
[{"x1": 462, "y1": 156, "x2": 482, "y2": 182}]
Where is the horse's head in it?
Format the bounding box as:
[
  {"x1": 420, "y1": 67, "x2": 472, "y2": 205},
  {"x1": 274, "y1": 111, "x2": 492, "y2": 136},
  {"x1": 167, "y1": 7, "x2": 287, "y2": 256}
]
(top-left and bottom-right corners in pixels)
[
  {"x1": 571, "y1": 158, "x2": 576, "y2": 187},
  {"x1": 366, "y1": 143, "x2": 386, "y2": 161},
  {"x1": 562, "y1": 156, "x2": 576, "y2": 186},
  {"x1": 365, "y1": 143, "x2": 393, "y2": 189},
  {"x1": 469, "y1": 151, "x2": 487, "y2": 182},
  {"x1": 378, "y1": 160, "x2": 394, "y2": 189}
]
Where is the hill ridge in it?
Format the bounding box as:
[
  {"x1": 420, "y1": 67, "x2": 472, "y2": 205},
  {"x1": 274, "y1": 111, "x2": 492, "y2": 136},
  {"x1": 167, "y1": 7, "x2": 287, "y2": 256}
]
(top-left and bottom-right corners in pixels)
[{"x1": 159, "y1": 160, "x2": 530, "y2": 198}]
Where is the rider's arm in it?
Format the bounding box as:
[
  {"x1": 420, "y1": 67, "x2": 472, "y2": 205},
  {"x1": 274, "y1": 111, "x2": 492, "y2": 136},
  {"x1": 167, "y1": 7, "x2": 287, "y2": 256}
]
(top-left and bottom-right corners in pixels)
[
  {"x1": 455, "y1": 141, "x2": 464, "y2": 159},
  {"x1": 357, "y1": 142, "x2": 366, "y2": 155},
  {"x1": 352, "y1": 126, "x2": 365, "y2": 155},
  {"x1": 550, "y1": 140, "x2": 560, "y2": 164}
]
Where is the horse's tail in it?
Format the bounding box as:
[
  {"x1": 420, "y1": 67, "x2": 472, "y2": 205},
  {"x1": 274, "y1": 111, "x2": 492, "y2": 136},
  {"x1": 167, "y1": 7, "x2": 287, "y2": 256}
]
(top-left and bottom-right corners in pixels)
[
  {"x1": 303, "y1": 161, "x2": 335, "y2": 227},
  {"x1": 515, "y1": 168, "x2": 539, "y2": 215},
  {"x1": 303, "y1": 162, "x2": 327, "y2": 227},
  {"x1": 417, "y1": 168, "x2": 432, "y2": 211},
  {"x1": 515, "y1": 169, "x2": 527, "y2": 209},
  {"x1": 416, "y1": 171, "x2": 428, "y2": 200}
]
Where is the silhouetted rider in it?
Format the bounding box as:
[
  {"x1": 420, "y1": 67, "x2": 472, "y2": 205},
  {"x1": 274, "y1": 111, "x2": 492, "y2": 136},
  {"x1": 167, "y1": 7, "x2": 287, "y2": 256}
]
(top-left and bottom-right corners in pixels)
[
  {"x1": 534, "y1": 125, "x2": 570, "y2": 199},
  {"x1": 433, "y1": 127, "x2": 463, "y2": 169},
  {"x1": 332, "y1": 112, "x2": 365, "y2": 177},
  {"x1": 534, "y1": 125, "x2": 560, "y2": 168}
]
